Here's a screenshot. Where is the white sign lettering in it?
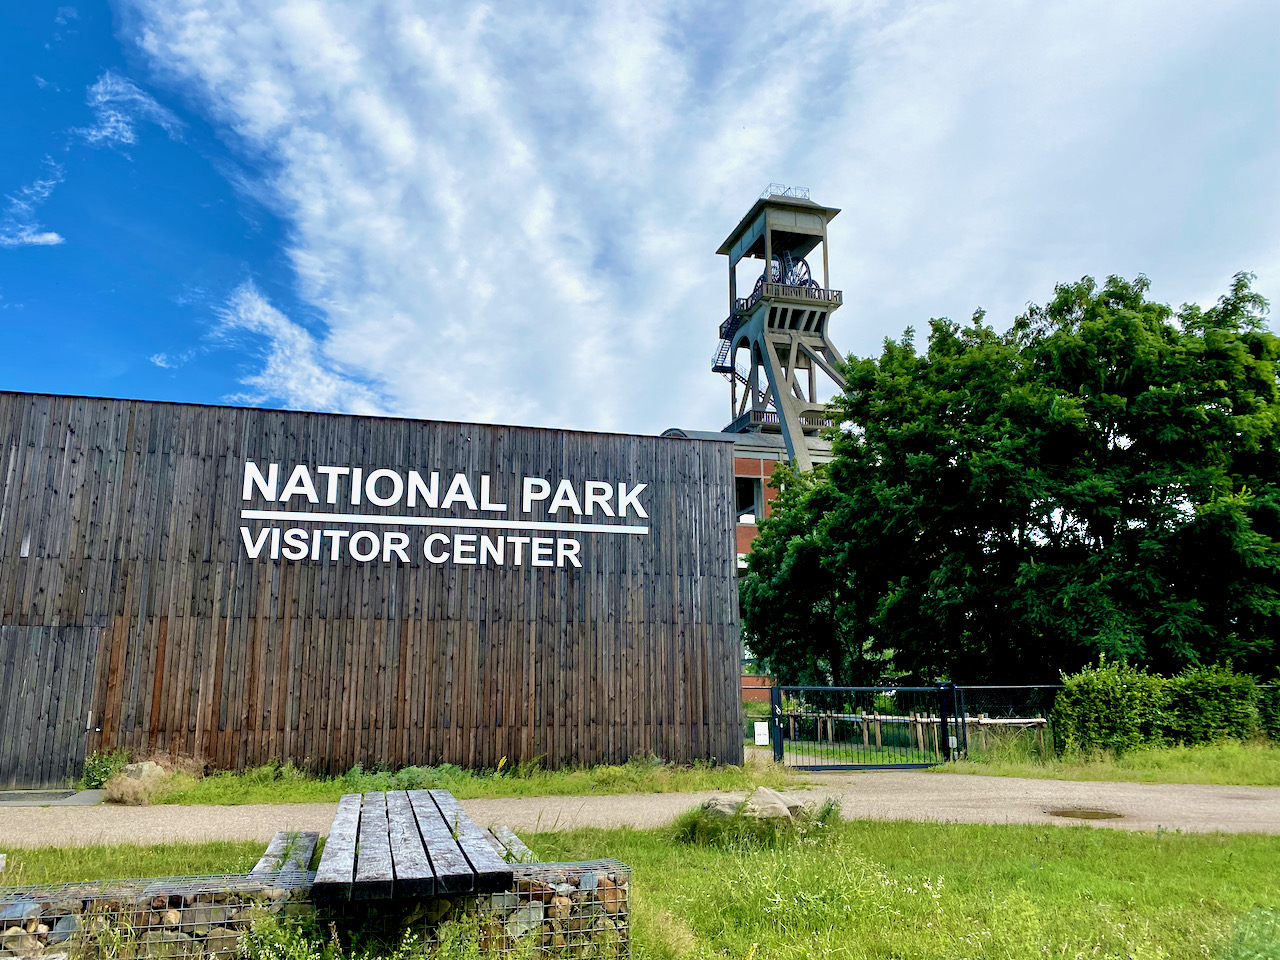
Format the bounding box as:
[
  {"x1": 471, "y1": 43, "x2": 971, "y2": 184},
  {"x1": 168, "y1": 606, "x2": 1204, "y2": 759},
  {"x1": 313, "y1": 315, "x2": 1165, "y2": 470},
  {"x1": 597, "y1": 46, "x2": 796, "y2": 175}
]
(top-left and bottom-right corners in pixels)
[{"x1": 238, "y1": 461, "x2": 648, "y2": 566}]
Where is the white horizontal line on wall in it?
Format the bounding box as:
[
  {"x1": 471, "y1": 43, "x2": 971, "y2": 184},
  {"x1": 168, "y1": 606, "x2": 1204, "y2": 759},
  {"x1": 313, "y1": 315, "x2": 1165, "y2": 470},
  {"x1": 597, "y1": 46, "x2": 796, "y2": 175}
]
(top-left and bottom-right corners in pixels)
[{"x1": 240, "y1": 509, "x2": 650, "y2": 536}]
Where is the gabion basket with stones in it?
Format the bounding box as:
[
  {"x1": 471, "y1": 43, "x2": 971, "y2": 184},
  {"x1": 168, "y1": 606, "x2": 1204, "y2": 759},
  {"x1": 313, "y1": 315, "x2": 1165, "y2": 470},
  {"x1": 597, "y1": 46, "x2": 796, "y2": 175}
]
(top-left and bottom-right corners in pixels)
[
  {"x1": 0, "y1": 872, "x2": 313, "y2": 959},
  {"x1": 328, "y1": 860, "x2": 630, "y2": 957},
  {"x1": 0, "y1": 861, "x2": 630, "y2": 959}
]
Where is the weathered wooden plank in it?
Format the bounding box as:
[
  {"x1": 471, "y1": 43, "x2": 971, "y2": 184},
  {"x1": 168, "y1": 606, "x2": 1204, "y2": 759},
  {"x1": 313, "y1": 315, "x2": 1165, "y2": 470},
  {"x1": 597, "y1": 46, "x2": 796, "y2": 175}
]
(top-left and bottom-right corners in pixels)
[
  {"x1": 312, "y1": 793, "x2": 361, "y2": 900},
  {"x1": 406, "y1": 789, "x2": 473, "y2": 894},
  {"x1": 429, "y1": 789, "x2": 513, "y2": 892},
  {"x1": 385, "y1": 790, "x2": 435, "y2": 897},
  {"x1": 353, "y1": 792, "x2": 394, "y2": 900},
  {"x1": 251, "y1": 830, "x2": 319, "y2": 875},
  {"x1": 493, "y1": 825, "x2": 536, "y2": 864}
]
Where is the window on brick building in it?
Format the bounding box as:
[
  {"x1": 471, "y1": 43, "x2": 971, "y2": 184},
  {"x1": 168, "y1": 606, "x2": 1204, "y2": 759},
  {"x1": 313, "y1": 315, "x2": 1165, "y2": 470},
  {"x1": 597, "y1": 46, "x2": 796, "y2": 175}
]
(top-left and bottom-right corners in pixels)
[{"x1": 736, "y1": 476, "x2": 762, "y2": 524}]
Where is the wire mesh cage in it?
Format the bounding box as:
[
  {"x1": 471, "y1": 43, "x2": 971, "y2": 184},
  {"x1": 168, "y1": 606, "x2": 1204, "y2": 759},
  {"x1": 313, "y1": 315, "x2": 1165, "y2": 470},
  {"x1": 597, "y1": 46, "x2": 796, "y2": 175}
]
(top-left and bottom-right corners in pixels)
[
  {"x1": 0, "y1": 862, "x2": 631, "y2": 959},
  {"x1": 0, "y1": 871, "x2": 315, "y2": 959},
  {"x1": 322, "y1": 860, "x2": 631, "y2": 958}
]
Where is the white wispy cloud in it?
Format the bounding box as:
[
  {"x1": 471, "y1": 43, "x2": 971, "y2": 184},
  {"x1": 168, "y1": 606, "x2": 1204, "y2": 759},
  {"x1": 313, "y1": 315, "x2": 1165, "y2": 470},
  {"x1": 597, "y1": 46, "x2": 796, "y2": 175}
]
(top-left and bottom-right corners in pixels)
[
  {"x1": 215, "y1": 280, "x2": 385, "y2": 415},
  {"x1": 125, "y1": 0, "x2": 1280, "y2": 432},
  {"x1": 78, "y1": 70, "x2": 183, "y2": 147},
  {"x1": 0, "y1": 169, "x2": 65, "y2": 249}
]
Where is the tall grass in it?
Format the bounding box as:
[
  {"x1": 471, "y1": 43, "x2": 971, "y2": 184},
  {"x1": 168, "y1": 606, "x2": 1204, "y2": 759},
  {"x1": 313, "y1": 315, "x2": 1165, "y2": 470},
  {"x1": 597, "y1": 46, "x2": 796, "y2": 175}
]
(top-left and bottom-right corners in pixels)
[
  {"x1": 539, "y1": 818, "x2": 1280, "y2": 959},
  {"x1": 6, "y1": 822, "x2": 1279, "y2": 959},
  {"x1": 0, "y1": 841, "x2": 264, "y2": 886},
  {"x1": 948, "y1": 738, "x2": 1280, "y2": 786},
  {"x1": 148, "y1": 755, "x2": 795, "y2": 806}
]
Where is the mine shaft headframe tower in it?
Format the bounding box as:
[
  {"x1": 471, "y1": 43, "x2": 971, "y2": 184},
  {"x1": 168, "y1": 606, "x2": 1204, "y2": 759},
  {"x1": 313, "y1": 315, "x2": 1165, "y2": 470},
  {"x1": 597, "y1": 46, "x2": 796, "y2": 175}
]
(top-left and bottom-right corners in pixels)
[{"x1": 712, "y1": 184, "x2": 846, "y2": 471}]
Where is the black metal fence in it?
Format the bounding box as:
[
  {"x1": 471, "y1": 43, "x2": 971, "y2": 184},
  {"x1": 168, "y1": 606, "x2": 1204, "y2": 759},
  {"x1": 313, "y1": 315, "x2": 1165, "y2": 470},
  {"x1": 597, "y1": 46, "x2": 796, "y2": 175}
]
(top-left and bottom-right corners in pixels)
[
  {"x1": 954, "y1": 685, "x2": 1060, "y2": 761},
  {"x1": 764, "y1": 684, "x2": 1059, "y2": 770},
  {"x1": 768, "y1": 685, "x2": 964, "y2": 770}
]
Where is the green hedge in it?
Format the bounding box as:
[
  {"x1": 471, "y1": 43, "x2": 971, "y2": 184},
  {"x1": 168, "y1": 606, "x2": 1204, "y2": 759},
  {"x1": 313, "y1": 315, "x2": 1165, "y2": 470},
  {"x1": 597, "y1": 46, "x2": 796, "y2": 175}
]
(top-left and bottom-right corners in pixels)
[
  {"x1": 1052, "y1": 660, "x2": 1166, "y2": 754},
  {"x1": 1260, "y1": 684, "x2": 1280, "y2": 741},
  {"x1": 1164, "y1": 665, "x2": 1259, "y2": 743},
  {"x1": 1052, "y1": 661, "x2": 1271, "y2": 754}
]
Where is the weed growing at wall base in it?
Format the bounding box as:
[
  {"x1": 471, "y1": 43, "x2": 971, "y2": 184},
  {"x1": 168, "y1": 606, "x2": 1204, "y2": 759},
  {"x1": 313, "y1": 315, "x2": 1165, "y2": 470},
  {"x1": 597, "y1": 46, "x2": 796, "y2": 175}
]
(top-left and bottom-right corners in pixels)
[{"x1": 114, "y1": 756, "x2": 796, "y2": 806}]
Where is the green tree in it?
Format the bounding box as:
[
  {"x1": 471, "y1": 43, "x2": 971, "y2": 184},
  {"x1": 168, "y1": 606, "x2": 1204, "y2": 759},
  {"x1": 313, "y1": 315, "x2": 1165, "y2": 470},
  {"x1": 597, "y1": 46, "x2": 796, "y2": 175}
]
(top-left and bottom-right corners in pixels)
[{"x1": 741, "y1": 273, "x2": 1280, "y2": 684}]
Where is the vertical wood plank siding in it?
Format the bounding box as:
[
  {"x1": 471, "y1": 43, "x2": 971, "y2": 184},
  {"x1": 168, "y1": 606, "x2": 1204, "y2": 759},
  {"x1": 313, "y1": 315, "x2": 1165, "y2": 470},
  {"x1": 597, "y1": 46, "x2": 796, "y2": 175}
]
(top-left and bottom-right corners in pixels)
[{"x1": 0, "y1": 393, "x2": 743, "y2": 786}]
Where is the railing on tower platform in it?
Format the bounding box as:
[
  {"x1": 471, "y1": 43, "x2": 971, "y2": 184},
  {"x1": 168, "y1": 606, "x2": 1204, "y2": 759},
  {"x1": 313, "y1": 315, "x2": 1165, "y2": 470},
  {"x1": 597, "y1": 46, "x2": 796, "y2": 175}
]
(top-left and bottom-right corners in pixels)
[
  {"x1": 744, "y1": 284, "x2": 841, "y2": 314},
  {"x1": 724, "y1": 408, "x2": 834, "y2": 434},
  {"x1": 720, "y1": 286, "x2": 841, "y2": 340}
]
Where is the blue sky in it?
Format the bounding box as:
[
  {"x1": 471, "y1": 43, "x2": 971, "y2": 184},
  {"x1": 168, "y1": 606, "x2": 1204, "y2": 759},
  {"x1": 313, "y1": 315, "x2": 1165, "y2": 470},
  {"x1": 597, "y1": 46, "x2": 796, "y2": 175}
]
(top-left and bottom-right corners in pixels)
[{"x1": 3, "y1": 1, "x2": 1279, "y2": 435}]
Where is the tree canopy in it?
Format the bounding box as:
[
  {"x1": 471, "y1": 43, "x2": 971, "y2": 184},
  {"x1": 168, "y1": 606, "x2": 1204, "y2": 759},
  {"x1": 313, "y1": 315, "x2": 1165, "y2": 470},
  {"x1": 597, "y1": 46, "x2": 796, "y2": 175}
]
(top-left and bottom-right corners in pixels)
[{"x1": 741, "y1": 273, "x2": 1280, "y2": 684}]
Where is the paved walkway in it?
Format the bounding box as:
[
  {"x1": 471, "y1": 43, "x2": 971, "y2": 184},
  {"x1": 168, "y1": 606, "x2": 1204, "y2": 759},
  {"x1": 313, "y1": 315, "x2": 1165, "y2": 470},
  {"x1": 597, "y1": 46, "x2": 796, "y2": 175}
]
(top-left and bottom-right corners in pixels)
[{"x1": 2, "y1": 772, "x2": 1278, "y2": 848}]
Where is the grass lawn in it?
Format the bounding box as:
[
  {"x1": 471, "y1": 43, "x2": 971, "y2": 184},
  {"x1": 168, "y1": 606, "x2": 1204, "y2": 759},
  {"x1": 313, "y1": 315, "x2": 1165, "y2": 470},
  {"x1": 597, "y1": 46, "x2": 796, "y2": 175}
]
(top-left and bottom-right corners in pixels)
[
  {"x1": 945, "y1": 739, "x2": 1280, "y2": 787},
  {"x1": 141, "y1": 756, "x2": 797, "y2": 805},
  {"x1": 0, "y1": 841, "x2": 265, "y2": 887},
  {"x1": 4, "y1": 821, "x2": 1278, "y2": 959}
]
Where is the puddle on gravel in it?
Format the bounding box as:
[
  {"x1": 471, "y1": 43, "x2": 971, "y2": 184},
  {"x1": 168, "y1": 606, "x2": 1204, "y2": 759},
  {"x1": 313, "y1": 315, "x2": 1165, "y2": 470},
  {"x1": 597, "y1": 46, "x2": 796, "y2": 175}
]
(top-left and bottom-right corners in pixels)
[{"x1": 1047, "y1": 808, "x2": 1123, "y2": 820}]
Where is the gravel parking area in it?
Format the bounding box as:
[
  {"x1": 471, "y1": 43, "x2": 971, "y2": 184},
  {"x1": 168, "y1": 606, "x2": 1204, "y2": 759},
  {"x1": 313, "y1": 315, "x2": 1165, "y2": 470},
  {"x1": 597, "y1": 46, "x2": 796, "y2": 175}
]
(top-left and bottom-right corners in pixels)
[{"x1": 1, "y1": 771, "x2": 1277, "y2": 848}]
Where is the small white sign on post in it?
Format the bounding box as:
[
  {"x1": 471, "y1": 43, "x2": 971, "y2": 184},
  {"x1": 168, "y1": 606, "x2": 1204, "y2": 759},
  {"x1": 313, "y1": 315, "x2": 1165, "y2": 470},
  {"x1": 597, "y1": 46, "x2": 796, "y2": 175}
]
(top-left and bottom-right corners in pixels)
[{"x1": 754, "y1": 721, "x2": 770, "y2": 746}]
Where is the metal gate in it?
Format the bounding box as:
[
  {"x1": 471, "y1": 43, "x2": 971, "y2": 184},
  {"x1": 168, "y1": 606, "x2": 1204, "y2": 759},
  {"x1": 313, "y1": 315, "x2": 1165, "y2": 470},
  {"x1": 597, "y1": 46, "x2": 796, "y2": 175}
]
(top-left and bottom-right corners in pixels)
[{"x1": 769, "y1": 684, "x2": 962, "y2": 770}]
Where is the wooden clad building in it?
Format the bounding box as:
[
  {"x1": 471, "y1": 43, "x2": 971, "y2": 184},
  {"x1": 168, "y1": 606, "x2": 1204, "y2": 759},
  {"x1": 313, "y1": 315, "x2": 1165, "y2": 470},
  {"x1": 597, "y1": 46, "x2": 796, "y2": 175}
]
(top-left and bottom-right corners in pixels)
[{"x1": 0, "y1": 392, "x2": 743, "y2": 788}]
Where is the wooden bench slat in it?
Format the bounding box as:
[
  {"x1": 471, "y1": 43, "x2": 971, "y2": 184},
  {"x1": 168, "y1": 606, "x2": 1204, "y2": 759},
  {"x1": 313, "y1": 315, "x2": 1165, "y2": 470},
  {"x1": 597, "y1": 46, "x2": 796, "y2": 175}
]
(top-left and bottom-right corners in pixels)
[
  {"x1": 283, "y1": 832, "x2": 319, "y2": 873},
  {"x1": 494, "y1": 825, "x2": 536, "y2": 864},
  {"x1": 250, "y1": 831, "x2": 290, "y2": 875},
  {"x1": 429, "y1": 790, "x2": 514, "y2": 893},
  {"x1": 252, "y1": 831, "x2": 319, "y2": 875},
  {"x1": 353, "y1": 792, "x2": 395, "y2": 900},
  {"x1": 386, "y1": 790, "x2": 435, "y2": 898},
  {"x1": 407, "y1": 790, "x2": 475, "y2": 894},
  {"x1": 312, "y1": 794, "x2": 361, "y2": 900}
]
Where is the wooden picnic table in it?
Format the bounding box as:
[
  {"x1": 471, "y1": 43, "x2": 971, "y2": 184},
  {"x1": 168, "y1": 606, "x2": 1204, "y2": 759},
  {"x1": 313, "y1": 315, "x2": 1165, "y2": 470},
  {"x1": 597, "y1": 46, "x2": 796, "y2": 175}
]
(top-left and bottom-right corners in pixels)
[{"x1": 312, "y1": 789, "x2": 514, "y2": 901}]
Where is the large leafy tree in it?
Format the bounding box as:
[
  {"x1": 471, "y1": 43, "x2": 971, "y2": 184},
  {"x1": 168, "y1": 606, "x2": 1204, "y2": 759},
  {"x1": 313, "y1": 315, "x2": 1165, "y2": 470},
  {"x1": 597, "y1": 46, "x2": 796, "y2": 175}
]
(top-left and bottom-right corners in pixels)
[{"x1": 741, "y1": 273, "x2": 1280, "y2": 684}]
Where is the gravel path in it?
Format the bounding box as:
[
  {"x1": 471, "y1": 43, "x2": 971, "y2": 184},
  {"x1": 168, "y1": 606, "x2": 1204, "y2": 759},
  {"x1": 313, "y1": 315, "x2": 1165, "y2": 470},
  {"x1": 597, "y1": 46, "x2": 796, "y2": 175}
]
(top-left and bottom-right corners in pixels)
[{"x1": 2, "y1": 772, "x2": 1277, "y2": 848}]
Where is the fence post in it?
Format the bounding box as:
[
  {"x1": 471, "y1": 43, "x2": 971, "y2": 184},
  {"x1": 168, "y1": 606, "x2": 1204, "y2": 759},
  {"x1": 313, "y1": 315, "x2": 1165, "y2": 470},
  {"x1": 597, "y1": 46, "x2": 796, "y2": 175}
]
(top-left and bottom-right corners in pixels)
[
  {"x1": 936, "y1": 682, "x2": 955, "y2": 762},
  {"x1": 770, "y1": 685, "x2": 784, "y2": 763}
]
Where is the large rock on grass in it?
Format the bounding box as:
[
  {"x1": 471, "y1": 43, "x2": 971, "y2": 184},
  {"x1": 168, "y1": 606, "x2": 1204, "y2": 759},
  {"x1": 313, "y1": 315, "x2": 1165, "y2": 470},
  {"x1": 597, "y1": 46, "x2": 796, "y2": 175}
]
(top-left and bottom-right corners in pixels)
[{"x1": 702, "y1": 786, "x2": 802, "y2": 821}]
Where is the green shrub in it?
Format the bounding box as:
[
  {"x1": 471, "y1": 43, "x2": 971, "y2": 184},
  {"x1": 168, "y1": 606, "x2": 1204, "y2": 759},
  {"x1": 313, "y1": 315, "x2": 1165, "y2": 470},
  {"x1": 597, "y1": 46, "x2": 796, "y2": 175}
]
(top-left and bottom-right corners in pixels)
[
  {"x1": 79, "y1": 748, "x2": 131, "y2": 790},
  {"x1": 1259, "y1": 685, "x2": 1280, "y2": 742},
  {"x1": 1051, "y1": 659, "x2": 1167, "y2": 754},
  {"x1": 1164, "y1": 665, "x2": 1260, "y2": 744}
]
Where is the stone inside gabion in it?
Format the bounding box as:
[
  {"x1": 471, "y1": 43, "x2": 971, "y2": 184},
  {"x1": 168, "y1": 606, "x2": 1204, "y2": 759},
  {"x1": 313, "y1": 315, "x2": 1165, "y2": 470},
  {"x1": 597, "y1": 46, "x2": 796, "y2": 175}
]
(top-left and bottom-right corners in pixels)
[
  {"x1": 0, "y1": 883, "x2": 311, "y2": 959},
  {"x1": 0, "y1": 863, "x2": 631, "y2": 958},
  {"x1": 480, "y1": 867, "x2": 629, "y2": 954}
]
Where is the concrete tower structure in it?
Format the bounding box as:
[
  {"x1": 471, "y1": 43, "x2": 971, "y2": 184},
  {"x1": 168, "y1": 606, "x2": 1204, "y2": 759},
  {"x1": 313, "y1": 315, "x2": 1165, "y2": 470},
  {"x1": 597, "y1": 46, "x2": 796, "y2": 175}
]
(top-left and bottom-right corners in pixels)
[
  {"x1": 712, "y1": 185, "x2": 846, "y2": 471},
  {"x1": 664, "y1": 185, "x2": 849, "y2": 563}
]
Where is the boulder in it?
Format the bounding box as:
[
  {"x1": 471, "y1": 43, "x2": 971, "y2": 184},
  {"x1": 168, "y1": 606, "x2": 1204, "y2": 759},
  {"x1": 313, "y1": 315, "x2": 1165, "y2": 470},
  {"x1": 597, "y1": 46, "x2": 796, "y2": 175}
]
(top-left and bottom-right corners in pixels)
[
  {"x1": 702, "y1": 786, "x2": 800, "y2": 822},
  {"x1": 121, "y1": 762, "x2": 164, "y2": 781}
]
